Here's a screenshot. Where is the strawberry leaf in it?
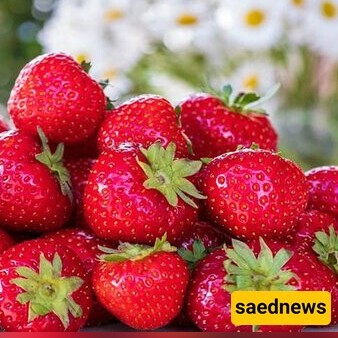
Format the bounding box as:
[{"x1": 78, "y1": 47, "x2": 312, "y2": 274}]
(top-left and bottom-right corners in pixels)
[
  {"x1": 136, "y1": 142, "x2": 206, "y2": 208},
  {"x1": 223, "y1": 238, "x2": 298, "y2": 293}
]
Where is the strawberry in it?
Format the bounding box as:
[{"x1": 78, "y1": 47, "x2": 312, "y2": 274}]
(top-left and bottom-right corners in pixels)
[
  {"x1": 306, "y1": 166, "x2": 338, "y2": 218},
  {"x1": 199, "y1": 148, "x2": 309, "y2": 239},
  {"x1": 97, "y1": 94, "x2": 190, "y2": 157},
  {"x1": 8, "y1": 52, "x2": 106, "y2": 144},
  {"x1": 289, "y1": 210, "x2": 338, "y2": 251},
  {"x1": 0, "y1": 239, "x2": 92, "y2": 331},
  {"x1": 247, "y1": 238, "x2": 338, "y2": 325},
  {"x1": 60, "y1": 110, "x2": 113, "y2": 159},
  {"x1": 92, "y1": 235, "x2": 189, "y2": 330},
  {"x1": 179, "y1": 85, "x2": 278, "y2": 159},
  {"x1": 313, "y1": 226, "x2": 338, "y2": 276},
  {"x1": 173, "y1": 220, "x2": 227, "y2": 252},
  {"x1": 0, "y1": 227, "x2": 15, "y2": 253},
  {"x1": 187, "y1": 240, "x2": 304, "y2": 332},
  {"x1": 0, "y1": 128, "x2": 72, "y2": 232},
  {"x1": 64, "y1": 157, "x2": 96, "y2": 229},
  {"x1": 84, "y1": 142, "x2": 205, "y2": 244},
  {"x1": 42, "y1": 228, "x2": 115, "y2": 326},
  {"x1": 173, "y1": 233, "x2": 227, "y2": 328}
]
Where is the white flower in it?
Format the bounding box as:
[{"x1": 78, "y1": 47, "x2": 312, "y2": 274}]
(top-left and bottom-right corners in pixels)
[
  {"x1": 142, "y1": 0, "x2": 217, "y2": 53},
  {"x1": 304, "y1": 0, "x2": 338, "y2": 60},
  {"x1": 216, "y1": 0, "x2": 286, "y2": 50},
  {"x1": 39, "y1": 0, "x2": 149, "y2": 98},
  {"x1": 226, "y1": 61, "x2": 277, "y2": 94}
]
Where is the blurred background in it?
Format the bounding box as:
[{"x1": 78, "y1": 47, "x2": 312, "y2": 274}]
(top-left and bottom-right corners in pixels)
[{"x1": 0, "y1": 0, "x2": 338, "y2": 169}]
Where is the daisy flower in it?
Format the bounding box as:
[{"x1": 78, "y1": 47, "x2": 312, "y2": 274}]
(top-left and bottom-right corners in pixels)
[
  {"x1": 142, "y1": 0, "x2": 217, "y2": 52},
  {"x1": 226, "y1": 61, "x2": 277, "y2": 95},
  {"x1": 304, "y1": 0, "x2": 338, "y2": 60},
  {"x1": 216, "y1": 0, "x2": 286, "y2": 50},
  {"x1": 39, "y1": 0, "x2": 149, "y2": 98}
]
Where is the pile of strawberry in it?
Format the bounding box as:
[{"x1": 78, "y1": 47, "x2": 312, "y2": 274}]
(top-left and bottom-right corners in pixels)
[{"x1": 0, "y1": 52, "x2": 337, "y2": 332}]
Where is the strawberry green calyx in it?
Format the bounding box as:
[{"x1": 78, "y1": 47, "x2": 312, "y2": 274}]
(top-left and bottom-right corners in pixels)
[
  {"x1": 80, "y1": 60, "x2": 91, "y2": 73},
  {"x1": 136, "y1": 142, "x2": 206, "y2": 208},
  {"x1": 35, "y1": 127, "x2": 72, "y2": 201},
  {"x1": 313, "y1": 226, "x2": 338, "y2": 274},
  {"x1": 10, "y1": 253, "x2": 84, "y2": 329},
  {"x1": 216, "y1": 83, "x2": 280, "y2": 115},
  {"x1": 178, "y1": 240, "x2": 209, "y2": 270},
  {"x1": 99, "y1": 234, "x2": 177, "y2": 262},
  {"x1": 223, "y1": 238, "x2": 298, "y2": 292}
]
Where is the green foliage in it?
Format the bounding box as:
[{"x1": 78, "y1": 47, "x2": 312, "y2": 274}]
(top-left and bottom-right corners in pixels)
[{"x1": 0, "y1": 0, "x2": 42, "y2": 104}]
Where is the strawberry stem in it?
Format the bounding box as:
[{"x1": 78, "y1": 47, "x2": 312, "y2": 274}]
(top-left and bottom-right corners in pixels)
[
  {"x1": 35, "y1": 127, "x2": 72, "y2": 202},
  {"x1": 178, "y1": 240, "x2": 209, "y2": 270},
  {"x1": 10, "y1": 253, "x2": 84, "y2": 329},
  {"x1": 223, "y1": 238, "x2": 298, "y2": 292},
  {"x1": 136, "y1": 142, "x2": 206, "y2": 208},
  {"x1": 99, "y1": 234, "x2": 177, "y2": 262},
  {"x1": 207, "y1": 83, "x2": 280, "y2": 115},
  {"x1": 313, "y1": 225, "x2": 338, "y2": 274}
]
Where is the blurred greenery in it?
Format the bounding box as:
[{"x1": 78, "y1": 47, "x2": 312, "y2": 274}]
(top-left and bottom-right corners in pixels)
[{"x1": 0, "y1": 0, "x2": 43, "y2": 104}]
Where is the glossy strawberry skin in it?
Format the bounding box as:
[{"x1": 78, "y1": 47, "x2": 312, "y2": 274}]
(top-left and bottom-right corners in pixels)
[
  {"x1": 65, "y1": 158, "x2": 96, "y2": 229},
  {"x1": 0, "y1": 130, "x2": 72, "y2": 232},
  {"x1": 306, "y1": 166, "x2": 338, "y2": 218},
  {"x1": 289, "y1": 210, "x2": 338, "y2": 250},
  {"x1": 199, "y1": 149, "x2": 309, "y2": 239},
  {"x1": 8, "y1": 53, "x2": 106, "y2": 144},
  {"x1": 187, "y1": 249, "x2": 302, "y2": 332},
  {"x1": 0, "y1": 239, "x2": 92, "y2": 332},
  {"x1": 179, "y1": 93, "x2": 278, "y2": 159},
  {"x1": 97, "y1": 95, "x2": 188, "y2": 157},
  {"x1": 42, "y1": 228, "x2": 115, "y2": 326},
  {"x1": 84, "y1": 148, "x2": 197, "y2": 244},
  {"x1": 92, "y1": 251, "x2": 189, "y2": 330}
]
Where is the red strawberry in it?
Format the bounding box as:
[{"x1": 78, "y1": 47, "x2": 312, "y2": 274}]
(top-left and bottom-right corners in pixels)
[
  {"x1": 0, "y1": 128, "x2": 72, "y2": 232},
  {"x1": 0, "y1": 116, "x2": 9, "y2": 132},
  {"x1": 289, "y1": 210, "x2": 338, "y2": 250},
  {"x1": 173, "y1": 231, "x2": 227, "y2": 328},
  {"x1": 65, "y1": 157, "x2": 96, "y2": 228},
  {"x1": 0, "y1": 227, "x2": 15, "y2": 253},
  {"x1": 8, "y1": 52, "x2": 106, "y2": 144},
  {"x1": 0, "y1": 239, "x2": 92, "y2": 331},
  {"x1": 248, "y1": 238, "x2": 338, "y2": 325},
  {"x1": 199, "y1": 148, "x2": 309, "y2": 239},
  {"x1": 173, "y1": 220, "x2": 227, "y2": 252},
  {"x1": 84, "y1": 142, "x2": 205, "y2": 244},
  {"x1": 42, "y1": 228, "x2": 115, "y2": 326},
  {"x1": 179, "y1": 85, "x2": 278, "y2": 159},
  {"x1": 92, "y1": 235, "x2": 189, "y2": 330},
  {"x1": 306, "y1": 166, "x2": 338, "y2": 218},
  {"x1": 97, "y1": 94, "x2": 189, "y2": 157},
  {"x1": 187, "y1": 241, "x2": 304, "y2": 332},
  {"x1": 313, "y1": 226, "x2": 338, "y2": 276}
]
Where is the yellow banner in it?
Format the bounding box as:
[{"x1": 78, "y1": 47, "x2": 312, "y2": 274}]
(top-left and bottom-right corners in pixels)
[{"x1": 231, "y1": 291, "x2": 331, "y2": 326}]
